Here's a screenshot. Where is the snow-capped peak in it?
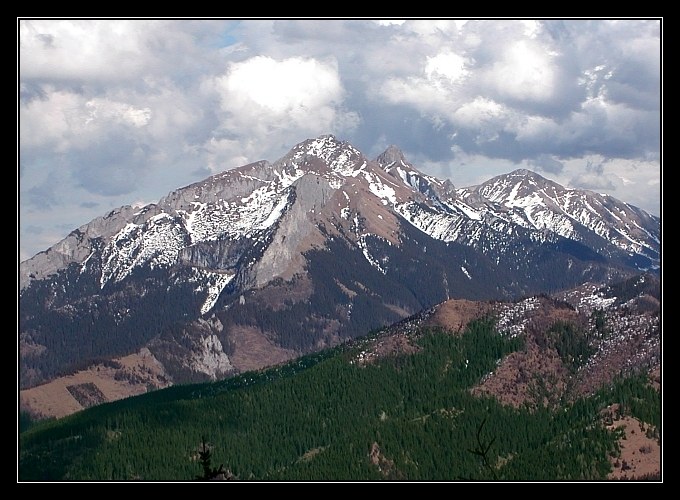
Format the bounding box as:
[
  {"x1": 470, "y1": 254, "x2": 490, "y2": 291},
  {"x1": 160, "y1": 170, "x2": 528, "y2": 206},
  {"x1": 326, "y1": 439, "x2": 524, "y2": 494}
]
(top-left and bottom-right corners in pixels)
[
  {"x1": 276, "y1": 134, "x2": 365, "y2": 176},
  {"x1": 461, "y1": 169, "x2": 660, "y2": 267}
]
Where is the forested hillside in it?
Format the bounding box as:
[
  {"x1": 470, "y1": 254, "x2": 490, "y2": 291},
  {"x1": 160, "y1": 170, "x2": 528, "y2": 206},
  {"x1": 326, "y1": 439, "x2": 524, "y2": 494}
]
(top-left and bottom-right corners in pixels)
[{"x1": 19, "y1": 315, "x2": 660, "y2": 481}]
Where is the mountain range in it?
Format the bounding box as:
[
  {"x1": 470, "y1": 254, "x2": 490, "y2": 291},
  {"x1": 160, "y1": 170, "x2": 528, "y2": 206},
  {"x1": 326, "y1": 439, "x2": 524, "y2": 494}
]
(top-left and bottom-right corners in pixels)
[{"x1": 19, "y1": 135, "x2": 661, "y2": 415}]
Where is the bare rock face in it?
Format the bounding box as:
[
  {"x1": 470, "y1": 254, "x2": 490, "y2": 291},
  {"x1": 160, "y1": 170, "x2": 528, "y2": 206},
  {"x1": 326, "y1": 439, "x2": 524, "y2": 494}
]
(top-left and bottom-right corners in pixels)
[
  {"x1": 157, "y1": 160, "x2": 275, "y2": 212},
  {"x1": 190, "y1": 334, "x2": 233, "y2": 380},
  {"x1": 376, "y1": 145, "x2": 406, "y2": 166},
  {"x1": 148, "y1": 317, "x2": 234, "y2": 382},
  {"x1": 252, "y1": 174, "x2": 336, "y2": 287},
  {"x1": 178, "y1": 236, "x2": 254, "y2": 271}
]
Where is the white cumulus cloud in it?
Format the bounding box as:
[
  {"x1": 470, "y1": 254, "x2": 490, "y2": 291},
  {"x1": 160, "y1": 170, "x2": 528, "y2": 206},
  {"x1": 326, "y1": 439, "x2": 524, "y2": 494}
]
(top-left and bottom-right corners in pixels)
[
  {"x1": 205, "y1": 55, "x2": 359, "y2": 170},
  {"x1": 215, "y1": 55, "x2": 343, "y2": 118},
  {"x1": 20, "y1": 90, "x2": 152, "y2": 151},
  {"x1": 486, "y1": 40, "x2": 557, "y2": 103},
  {"x1": 425, "y1": 51, "x2": 470, "y2": 85},
  {"x1": 19, "y1": 19, "x2": 149, "y2": 81}
]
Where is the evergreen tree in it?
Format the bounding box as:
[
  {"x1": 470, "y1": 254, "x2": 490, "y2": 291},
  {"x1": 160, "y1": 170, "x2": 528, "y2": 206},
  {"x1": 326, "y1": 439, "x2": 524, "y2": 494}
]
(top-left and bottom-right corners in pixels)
[{"x1": 195, "y1": 436, "x2": 227, "y2": 480}]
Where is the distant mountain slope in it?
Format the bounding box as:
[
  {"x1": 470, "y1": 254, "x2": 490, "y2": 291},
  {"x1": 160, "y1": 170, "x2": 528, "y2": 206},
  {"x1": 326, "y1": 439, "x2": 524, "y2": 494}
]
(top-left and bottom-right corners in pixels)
[{"x1": 19, "y1": 135, "x2": 660, "y2": 397}]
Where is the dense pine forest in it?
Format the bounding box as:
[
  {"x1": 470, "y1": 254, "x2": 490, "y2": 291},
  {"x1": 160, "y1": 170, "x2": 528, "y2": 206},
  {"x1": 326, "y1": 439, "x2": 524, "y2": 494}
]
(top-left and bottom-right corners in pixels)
[{"x1": 19, "y1": 316, "x2": 660, "y2": 481}]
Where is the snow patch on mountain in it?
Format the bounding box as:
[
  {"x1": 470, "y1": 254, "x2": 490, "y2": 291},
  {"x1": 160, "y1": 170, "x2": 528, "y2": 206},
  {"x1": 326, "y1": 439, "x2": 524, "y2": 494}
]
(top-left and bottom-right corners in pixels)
[
  {"x1": 450, "y1": 199, "x2": 482, "y2": 221},
  {"x1": 105, "y1": 173, "x2": 299, "y2": 287},
  {"x1": 184, "y1": 202, "x2": 206, "y2": 242},
  {"x1": 394, "y1": 165, "x2": 413, "y2": 187},
  {"x1": 193, "y1": 271, "x2": 235, "y2": 315},
  {"x1": 350, "y1": 213, "x2": 387, "y2": 274},
  {"x1": 469, "y1": 170, "x2": 659, "y2": 263},
  {"x1": 289, "y1": 135, "x2": 363, "y2": 175},
  {"x1": 395, "y1": 202, "x2": 465, "y2": 242},
  {"x1": 177, "y1": 180, "x2": 295, "y2": 244},
  {"x1": 257, "y1": 191, "x2": 292, "y2": 231},
  {"x1": 327, "y1": 174, "x2": 345, "y2": 189},
  {"x1": 494, "y1": 296, "x2": 541, "y2": 338},
  {"x1": 99, "y1": 214, "x2": 187, "y2": 288},
  {"x1": 365, "y1": 172, "x2": 397, "y2": 205},
  {"x1": 526, "y1": 208, "x2": 577, "y2": 239},
  {"x1": 358, "y1": 234, "x2": 387, "y2": 274},
  {"x1": 273, "y1": 163, "x2": 306, "y2": 187},
  {"x1": 575, "y1": 290, "x2": 617, "y2": 313}
]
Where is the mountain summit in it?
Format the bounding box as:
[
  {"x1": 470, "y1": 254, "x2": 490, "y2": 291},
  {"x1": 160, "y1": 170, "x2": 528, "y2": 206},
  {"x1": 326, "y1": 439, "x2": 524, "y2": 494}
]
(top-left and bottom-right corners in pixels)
[
  {"x1": 376, "y1": 144, "x2": 407, "y2": 166},
  {"x1": 20, "y1": 135, "x2": 660, "y2": 399}
]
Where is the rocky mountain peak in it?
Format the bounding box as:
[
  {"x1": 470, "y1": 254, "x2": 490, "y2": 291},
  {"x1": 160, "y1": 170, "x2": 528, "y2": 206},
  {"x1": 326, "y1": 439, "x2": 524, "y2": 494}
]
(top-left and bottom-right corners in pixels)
[
  {"x1": 501, "y1": 168, "x2": 551, "y2": 184},
  {"x1": 274, "y1": 134, "x2": 365, "y2": 175},
  {"x1": 509, "y1": 168, "x2": 534, "y2": 177},
  {"x1": 476, "y1": 168, "x2": 560, "y2": 200},
  {"x1": 376, "y1": 145, "x2": 407, "y2": 168}
]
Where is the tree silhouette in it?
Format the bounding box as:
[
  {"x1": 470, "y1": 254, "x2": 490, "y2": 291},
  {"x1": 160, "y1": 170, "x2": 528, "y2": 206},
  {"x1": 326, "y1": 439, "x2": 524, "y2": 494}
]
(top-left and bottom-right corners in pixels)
[
  {"x1": 195, "y1": 436, "x2": 227, "y2": 480},
  {"x1": 458, "y1": 417, "x2": 499, "y2": 481},
  {"x1": 468, "y1": 417, "x2": 498, "y2": 480}
]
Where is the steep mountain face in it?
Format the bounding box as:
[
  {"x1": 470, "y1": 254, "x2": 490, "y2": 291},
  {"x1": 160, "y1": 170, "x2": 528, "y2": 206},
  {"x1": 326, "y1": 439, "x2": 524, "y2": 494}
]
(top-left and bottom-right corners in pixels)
[{"x1": 19, "y1": 135, "x2": 661, "y2": 399}]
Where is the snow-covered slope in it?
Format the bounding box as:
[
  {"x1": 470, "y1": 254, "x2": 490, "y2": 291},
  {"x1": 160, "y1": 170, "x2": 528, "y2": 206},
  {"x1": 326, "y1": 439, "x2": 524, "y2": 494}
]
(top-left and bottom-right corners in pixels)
[{"x1": 458, "y1": 169, "x2": 659, "y2": 268}]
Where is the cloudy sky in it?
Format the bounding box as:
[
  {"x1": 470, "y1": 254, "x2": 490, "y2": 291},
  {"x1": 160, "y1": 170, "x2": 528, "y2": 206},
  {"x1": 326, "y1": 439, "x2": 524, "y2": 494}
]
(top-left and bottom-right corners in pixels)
[{"x1": 19, "y1": 18, "x2": 661, "y2": 262}]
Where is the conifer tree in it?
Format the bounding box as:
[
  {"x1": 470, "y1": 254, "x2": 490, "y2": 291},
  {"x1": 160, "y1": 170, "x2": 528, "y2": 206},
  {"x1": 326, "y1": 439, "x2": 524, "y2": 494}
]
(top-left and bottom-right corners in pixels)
[{"x1": 195, "y1": 436, "x2": 227, "y2": 480}]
